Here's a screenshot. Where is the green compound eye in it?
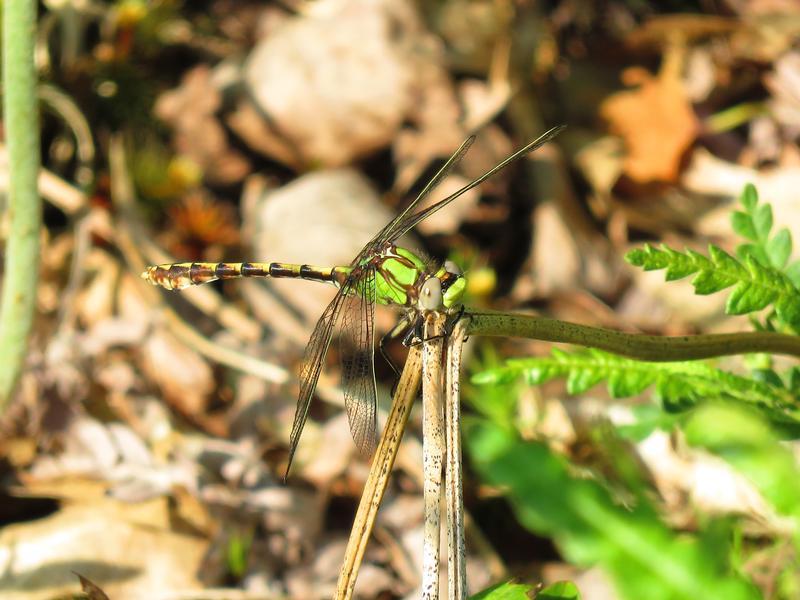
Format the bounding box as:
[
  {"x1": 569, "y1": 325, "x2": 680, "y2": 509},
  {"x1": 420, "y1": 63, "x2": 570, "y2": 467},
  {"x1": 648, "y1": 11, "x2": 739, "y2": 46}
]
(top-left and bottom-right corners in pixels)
[{"x1": 442, "y1": 275, "x2": 466, "y2": 308}]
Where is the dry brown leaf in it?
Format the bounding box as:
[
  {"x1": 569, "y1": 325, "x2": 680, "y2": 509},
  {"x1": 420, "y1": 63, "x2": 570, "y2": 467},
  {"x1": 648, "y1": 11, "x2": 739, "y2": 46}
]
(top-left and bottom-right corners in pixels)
[
  {"x1": 574, "y1": 136, "x2": 625, "y2": 198},
  {"x1": 140, "y1": 329, "x2": 214, "y2": 417},
  {"x1": 637, "y1": 430, "x2": 794, "y2": 534},
  {"x1": 600, "y1": 49, "x2": 699, "y2": 183},
  {"x1": 300, "y1": 413, "x2": 355, "y2": 488},
  {"x1": 0, "y1": 497, "x2": 206, "y2": 599},
  {"x1": 76, "y1": 250, "x2": 121, "y2": 328},
  {"x1": 390, "y1": 68, "x2": 464, "y2": 196}
]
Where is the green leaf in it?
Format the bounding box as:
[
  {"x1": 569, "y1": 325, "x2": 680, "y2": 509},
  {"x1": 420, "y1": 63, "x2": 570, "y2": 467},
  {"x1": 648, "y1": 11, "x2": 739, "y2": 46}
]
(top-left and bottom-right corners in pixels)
[
  {"x1": 538, "y1": 581, "x2": 581, "y2": 600},
  {"x1": 731, "y1": 183, "x2": 794, "y2": 277},
  {"x1": 736, "y1": 242, "x2": 769, "y2": 267},
  {"x1": 766, "y1": 228, "x2": 792, "y2": 269},
  {"x1": 753, "y1": 203, "x2": 773, "y2": 241},
  {"x1": 786, "y1": 261, "x2": 800, "y2": 288},
  {"x1": 788, "y1": 366, "x2": 800, "y2": 394},
  {"x1": 466, "y1": 421, "x2": 760, "y2": 600},
  {"x1": 740, "y1": 183, "x2": 758, "y2": 211},
  {"x1": 685, "y1": 404, "x2": 800, "y2": 518},
  {"x1": 472, "y1": 349, "x2": 800, "y2": 427},
  {"x1": 731, "y1": 211, "x2": 757, "y2": 241},
  {"x1": 470, "y1": 581, "x2": 536, "y2": 600}
]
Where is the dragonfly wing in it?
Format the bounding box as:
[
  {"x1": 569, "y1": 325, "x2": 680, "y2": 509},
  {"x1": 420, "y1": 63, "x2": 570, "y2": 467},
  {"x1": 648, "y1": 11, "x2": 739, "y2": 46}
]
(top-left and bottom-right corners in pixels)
[
  {"x1": 352, "y1": 136, "x2": 475, "y2": 266},
  {"x1": 383, "y1": 125, "x2": 565, "y2": 243},
  {"x1": 286, "y1": 284, "x2": 349, "y2": 475},
  {"x1": 339, "y1": 268, "x2": 378, "y2": 457}
]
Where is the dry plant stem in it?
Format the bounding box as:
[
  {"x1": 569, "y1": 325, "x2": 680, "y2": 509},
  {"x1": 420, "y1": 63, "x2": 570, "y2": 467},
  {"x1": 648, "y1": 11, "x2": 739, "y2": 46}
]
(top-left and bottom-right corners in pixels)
[
  {"x1": 445, "y1": 319, "x2": 468, "y2": 600},
  {"x1": 0, "y1": 0, "x2": 41, "y2": 407},
  {"x1": 38, "y1": 84, "x2": 95, "y2": 188},
  {"x1": 422, "y1": 312, "x2": 447, "y2": 600},
  {"x1": 334, "y1": 345, "x2": 423, "y2": 600},
  {"x1": 161, "y1": 309, "x2": 289, "y2": 384},
  {"x1": 466, "y1": 310, "x2": 800, "y2": 360}
]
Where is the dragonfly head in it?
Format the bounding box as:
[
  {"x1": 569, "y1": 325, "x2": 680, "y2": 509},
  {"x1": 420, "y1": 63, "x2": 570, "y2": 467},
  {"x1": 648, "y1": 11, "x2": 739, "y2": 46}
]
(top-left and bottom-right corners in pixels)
[{"x1": 417, "y1": 260, "x2": 465, "y2": 311}]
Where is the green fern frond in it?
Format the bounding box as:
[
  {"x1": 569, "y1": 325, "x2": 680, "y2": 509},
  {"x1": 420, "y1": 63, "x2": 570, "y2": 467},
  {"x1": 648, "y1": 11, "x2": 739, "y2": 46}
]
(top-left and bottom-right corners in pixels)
[
  {"x1": 473, "y1": 349, "x2": 800, "y2": 425},
  {"x1": 733, "y1": 183, "x2": 793, "y2": 270},
  {"x1": 625, "y1": 184, "x2": 800, "y2": 332},
  {"x1": 625, "y1": 244, "x2": 800, "y2": 331}
]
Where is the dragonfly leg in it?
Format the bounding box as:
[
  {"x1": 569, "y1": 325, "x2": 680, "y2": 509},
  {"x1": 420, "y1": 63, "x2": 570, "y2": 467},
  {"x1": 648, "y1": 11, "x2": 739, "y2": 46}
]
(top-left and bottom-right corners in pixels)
[
  {"x1": 380, "y1": 315, "x2": 412, "y2": 379},
  {"x1": 404, "y1": 305, "x2": 466, "y2": 347},
  {"x1": 402, "y1": 315, "x2": 424, "y2": 347}
]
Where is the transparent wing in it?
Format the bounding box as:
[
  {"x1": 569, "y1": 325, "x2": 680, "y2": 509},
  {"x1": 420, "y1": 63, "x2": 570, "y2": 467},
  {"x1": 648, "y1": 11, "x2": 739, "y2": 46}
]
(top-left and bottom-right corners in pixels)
[
  {"x1": 285, "y1": 283, "x2": 350, "y2": 475},
  {"x1": 339, "y1": 268, "x2": 378, "y2": 457},
  {"x1": 379, "y1": 125, "x2": 565, "y2": 244},
  {"x1": 351, "y1": 136, "x2": 475, "y2": 266}
]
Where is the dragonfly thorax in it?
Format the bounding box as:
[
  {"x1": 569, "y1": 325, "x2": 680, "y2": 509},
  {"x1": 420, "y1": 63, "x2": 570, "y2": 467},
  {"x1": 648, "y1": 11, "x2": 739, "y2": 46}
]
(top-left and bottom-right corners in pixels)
[{"x1": 369, "y1": 243, "x2": 465, "y2": 310}]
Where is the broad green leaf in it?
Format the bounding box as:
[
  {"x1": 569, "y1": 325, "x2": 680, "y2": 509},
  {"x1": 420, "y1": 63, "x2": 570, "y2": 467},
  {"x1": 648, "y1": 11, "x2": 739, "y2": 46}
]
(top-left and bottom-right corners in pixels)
[
  {"x1": 467, "y1": 421, "x2": 760, "y2": 600},
  {"x1": 685, "y1": 404, "x2": 800, "y2": 519},
  {"x1": 538, "y1": 581, "x2": 581, "y2": 600},
  {"x1": 470, "y1": 581, "x2": 536, "y2": 600}
]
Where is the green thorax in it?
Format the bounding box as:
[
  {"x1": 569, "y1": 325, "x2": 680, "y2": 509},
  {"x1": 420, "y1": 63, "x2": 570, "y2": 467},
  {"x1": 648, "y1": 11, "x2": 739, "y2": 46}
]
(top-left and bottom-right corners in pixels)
[{"x1": 350, "y1": 243, "x2": 465, "y2": 309}]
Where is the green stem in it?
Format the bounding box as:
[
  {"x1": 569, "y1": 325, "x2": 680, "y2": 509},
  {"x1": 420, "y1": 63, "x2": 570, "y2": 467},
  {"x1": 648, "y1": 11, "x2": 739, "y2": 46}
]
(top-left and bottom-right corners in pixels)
[
  {"x1": 0, "y1": 0, "x2": 41, "y2": 406},
  {"x1": 466, "y1": 310, "x2": 800, "y2": 361}
]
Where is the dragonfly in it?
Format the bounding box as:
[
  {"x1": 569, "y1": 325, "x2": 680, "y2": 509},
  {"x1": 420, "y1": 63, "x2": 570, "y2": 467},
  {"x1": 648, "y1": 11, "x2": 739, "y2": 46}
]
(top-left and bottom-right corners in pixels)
[{"x1": 142, "y1": 125, "x2": 565, "y2": 474}]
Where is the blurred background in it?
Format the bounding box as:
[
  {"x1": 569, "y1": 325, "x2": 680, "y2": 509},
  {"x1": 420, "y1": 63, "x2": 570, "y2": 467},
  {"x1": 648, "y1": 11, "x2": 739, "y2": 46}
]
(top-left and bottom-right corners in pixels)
[{"x1": 1, "y1": 0, "x2": 800, "y2": 598}]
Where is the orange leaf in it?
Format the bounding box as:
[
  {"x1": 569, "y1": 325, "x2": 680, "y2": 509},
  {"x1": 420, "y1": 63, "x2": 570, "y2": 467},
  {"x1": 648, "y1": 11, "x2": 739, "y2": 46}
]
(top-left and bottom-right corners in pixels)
[{"x1": 600, "y1": 54, "x2": 699, "y2": 183}]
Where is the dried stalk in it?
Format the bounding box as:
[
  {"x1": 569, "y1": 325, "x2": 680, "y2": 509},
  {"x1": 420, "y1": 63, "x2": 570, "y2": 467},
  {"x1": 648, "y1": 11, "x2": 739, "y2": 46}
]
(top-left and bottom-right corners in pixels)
[
  {"x1": 334, "y1": 344, "x2": 423, "y2": 599},
  {"x1": 421, "y1": 311, "x2": 447, "y2": 600},
  {"x1": 445, "y1": 318, "x2": 468, "y2": 598}
]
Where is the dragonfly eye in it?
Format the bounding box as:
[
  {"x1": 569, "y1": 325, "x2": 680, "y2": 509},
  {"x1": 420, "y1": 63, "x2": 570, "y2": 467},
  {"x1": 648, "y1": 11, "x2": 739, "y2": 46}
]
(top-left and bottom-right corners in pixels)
[
  {"x1": 419, "y1": 277, "x2": 443, "y2": 310},
  {"x1": 444, "y1": 260, "x2": 462, "y2": 276}
]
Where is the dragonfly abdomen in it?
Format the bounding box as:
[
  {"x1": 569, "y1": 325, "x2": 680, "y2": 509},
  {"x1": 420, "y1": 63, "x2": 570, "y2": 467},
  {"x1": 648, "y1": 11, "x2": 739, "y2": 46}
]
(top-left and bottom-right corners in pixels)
[{"x1": 142, "y1": 261, "x2": 349, "y2": 290}]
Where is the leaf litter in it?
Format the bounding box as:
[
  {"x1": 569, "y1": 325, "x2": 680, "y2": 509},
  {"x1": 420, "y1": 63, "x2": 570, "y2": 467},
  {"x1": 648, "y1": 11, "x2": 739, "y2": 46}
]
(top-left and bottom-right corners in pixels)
[{"x1": 3, "y1": 1, "x2": 800, "y2": 598}]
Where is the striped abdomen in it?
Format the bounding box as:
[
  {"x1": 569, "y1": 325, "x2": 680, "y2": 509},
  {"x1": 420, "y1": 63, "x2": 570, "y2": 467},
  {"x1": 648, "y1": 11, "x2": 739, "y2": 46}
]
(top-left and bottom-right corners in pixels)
[{"x1": 141, "y1": 261, "x2": 350, "y2": 291}]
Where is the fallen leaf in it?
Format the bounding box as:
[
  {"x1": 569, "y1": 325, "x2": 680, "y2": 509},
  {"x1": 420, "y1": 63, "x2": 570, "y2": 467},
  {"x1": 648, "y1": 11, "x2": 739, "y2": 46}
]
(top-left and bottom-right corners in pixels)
[
  {"x1": 0, "y1": 496, "x2": 206, "y2": 599},
  {"x1": 600, "y1": 46, "x2": 699, "y2": 183},
  {"x1": 140, "y1": 329, "x2": 214, "y2": 417}
]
